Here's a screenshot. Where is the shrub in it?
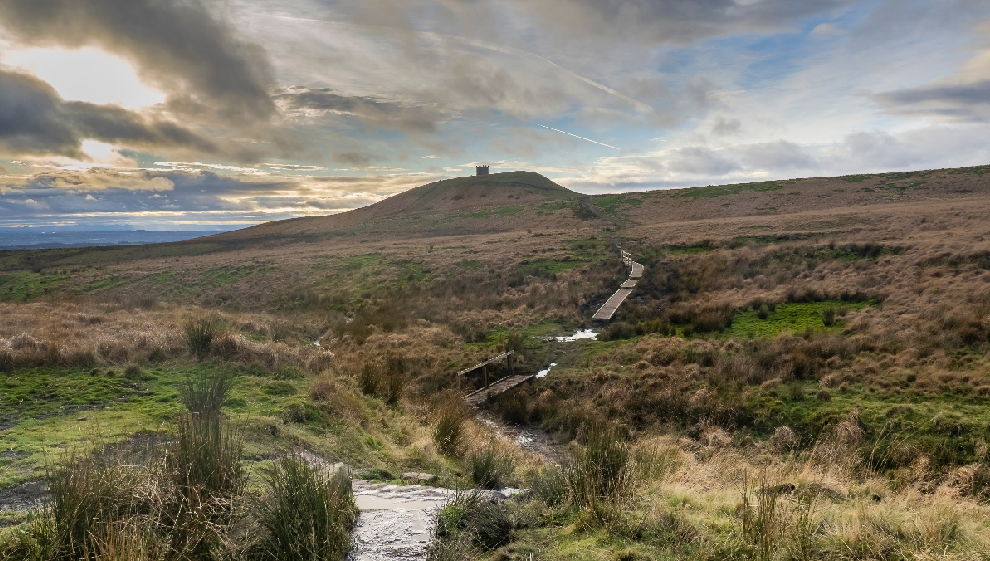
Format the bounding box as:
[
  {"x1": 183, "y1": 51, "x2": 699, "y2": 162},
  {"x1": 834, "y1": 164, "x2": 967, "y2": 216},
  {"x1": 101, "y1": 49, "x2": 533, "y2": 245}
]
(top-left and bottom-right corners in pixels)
[
  {"x1": 253, "y1": 455, "x2": 356, "y2": 561},
  {"x1": 358, "y1": 363, "x2": 379, "y2": 396},
  {"x1": 309, "y1": 378, "x2": 334, "y2": 402},
  {"x1": 822, "y1": 305, "x2": 838, "y2": 327},
  {"x1": 123, "y1": 364, "x2": 143, "y2": 381},
  {"x1": 45, "y1": 450, "x2": 142, "y2": 560},
  {"x1": 433, "y1": 403, "x2": 467, "y2": 456},
  {"x1": 210, "y1": 332, "x2": 244, "y2": 361},
  {"x1": 565, "y1": 424, "x2": 632, "y2": 525},
  {"x1": 381, "y1": 370, "x2": 404, "y2": 407},
  {"x1": 532, "y1": 465, "x2": 568, "y2": 508},
  {"x1": 170, "y1": 413, "x2": 244, "y2": 508},
  {"x1": 185, "y1": 315, "x2": 224, "y2": 358},
  {"x1": 432, "y1": 491, "x2": 513, "y2": 553},
  {"x1": 469, "y1": 442, "x2": 513, "y2": 490}
]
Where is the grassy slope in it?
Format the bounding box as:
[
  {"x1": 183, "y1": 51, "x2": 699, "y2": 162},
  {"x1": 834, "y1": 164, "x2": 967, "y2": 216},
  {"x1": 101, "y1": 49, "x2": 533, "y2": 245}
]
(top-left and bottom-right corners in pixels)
[{"x1": 3, "y1": 165, "x2": 990, "y2": 558}]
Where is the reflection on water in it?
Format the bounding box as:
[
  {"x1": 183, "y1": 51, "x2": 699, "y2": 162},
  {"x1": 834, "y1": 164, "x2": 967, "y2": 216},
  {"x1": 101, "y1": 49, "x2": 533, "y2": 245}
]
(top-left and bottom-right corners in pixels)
[
  {"x1": 552, "y1": 329, "x2": 598, "y2": 342},
  {"x1": 536, "y1": 363, "x2": 557, "y2": 378}
]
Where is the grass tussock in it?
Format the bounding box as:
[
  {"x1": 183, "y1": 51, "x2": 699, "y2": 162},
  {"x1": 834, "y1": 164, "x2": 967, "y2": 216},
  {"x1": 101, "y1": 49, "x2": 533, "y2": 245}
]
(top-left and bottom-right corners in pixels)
[
  {"x1": 252, "y1": 454, "x2": 356, "y2": 561},
  {"x1": 468, "y1": 440, "x2": 514, "y2": 490},
  {"x1": 433, "y1": 397, "x2": 468, "y2": 457}
]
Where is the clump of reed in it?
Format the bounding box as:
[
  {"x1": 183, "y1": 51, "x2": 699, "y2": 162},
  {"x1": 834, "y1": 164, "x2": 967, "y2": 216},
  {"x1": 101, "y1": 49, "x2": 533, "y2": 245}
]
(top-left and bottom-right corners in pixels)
[
  {"x1": 432, "y1": 397, "x2": 468, "y2": 456},
  {"x1": 185, "y1": 314, "x2": 225, "y2": 358},
  {"x1": 564, "y1": 423, "x2": 633, "y2": 529},
  {"x1": 251, "y1": 454, "x2": 356, "y2": 561},
  {"x1": 429, "y1": 491, "x2": 514, "y2": 559},
  {"x1": 357, "y1": 352, "x2": 405, "y2": 407},
  {"x1": 468, "y1": 440, "x2": 514, "y2": 490}
]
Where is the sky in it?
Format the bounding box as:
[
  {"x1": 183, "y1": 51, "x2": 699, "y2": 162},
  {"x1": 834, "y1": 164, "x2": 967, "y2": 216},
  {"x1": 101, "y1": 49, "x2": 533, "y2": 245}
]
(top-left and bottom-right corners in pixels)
[{"x1": 1, "y1": 0, "x2": 990, "y2": 230}]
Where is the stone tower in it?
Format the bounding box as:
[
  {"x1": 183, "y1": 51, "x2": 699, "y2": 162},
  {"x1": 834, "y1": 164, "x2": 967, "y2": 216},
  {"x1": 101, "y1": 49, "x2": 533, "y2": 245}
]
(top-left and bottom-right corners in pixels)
[{"x1": 476, "y1": 165, "x2": 490, "y2": 176}]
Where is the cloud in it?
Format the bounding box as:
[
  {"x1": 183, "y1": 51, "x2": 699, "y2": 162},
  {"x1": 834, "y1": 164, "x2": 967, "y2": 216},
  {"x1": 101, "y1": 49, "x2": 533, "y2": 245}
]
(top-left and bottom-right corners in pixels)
[
  {"x1": 874, "y1": 80, "x2": 990, "y2": 122},
  {"x1": 711, "y1": 116, "x2": 742, "y2": 136},
  {"x1": 0, "y1": 69, "x2": 220, "y2": 158},
  {"x1": 668, "y1": 147, "x2": 740, "y2": 176},
  {"x1": 332, "y1": 152, "x2": 376, "y2": 168},
  {"x1": 421, "y1": 0, "x2": 856, "y2": 46},
  {"x1": 273, "y1": 87, "x2": 449, "y2": 133},
  {"x1": 0, "y1": 0, "x2": 275, "y2": 122},
  {"x1": 740, "y1": 140, "x2": 817, "y2": 171},
  {"x1": 0, "y1": 167, "x2": 445, "y2": 227}
]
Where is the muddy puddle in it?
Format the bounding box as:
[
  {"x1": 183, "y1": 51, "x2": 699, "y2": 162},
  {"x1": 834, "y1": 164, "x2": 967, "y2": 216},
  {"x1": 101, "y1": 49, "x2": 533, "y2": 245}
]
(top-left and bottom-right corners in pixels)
[{"x1": 346, "y1": 482, "x2": 454, "y2": 561}]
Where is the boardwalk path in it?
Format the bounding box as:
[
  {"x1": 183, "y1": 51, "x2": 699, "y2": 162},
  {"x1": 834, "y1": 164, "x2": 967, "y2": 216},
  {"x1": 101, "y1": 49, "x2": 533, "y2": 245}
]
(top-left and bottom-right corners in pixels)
[{"x1": 592, "y1": 250, "x2": 644, "y2": 321}]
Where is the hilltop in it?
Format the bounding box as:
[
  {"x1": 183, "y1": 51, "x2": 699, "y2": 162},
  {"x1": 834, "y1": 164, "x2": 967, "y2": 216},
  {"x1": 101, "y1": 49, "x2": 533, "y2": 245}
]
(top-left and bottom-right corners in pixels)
[{"x1": 230, "y1": 171, "x2": 591, "y2": 239}]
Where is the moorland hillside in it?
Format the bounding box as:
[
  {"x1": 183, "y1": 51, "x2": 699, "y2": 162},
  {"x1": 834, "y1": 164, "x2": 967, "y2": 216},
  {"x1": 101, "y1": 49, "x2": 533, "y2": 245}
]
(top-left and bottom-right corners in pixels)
[{"x1": 4, "y1": 165, "x2": 990, "y2": 560}]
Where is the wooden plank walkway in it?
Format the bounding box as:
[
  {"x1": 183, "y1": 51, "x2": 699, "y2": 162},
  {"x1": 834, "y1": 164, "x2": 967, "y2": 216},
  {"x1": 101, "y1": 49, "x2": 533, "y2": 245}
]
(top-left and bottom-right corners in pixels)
[
  {"x1": 592, "y1": 250, "x2": 644, "y2": 321},
  {"x1": 465, "y1": 374, "x2": 535, "y2": 406}
]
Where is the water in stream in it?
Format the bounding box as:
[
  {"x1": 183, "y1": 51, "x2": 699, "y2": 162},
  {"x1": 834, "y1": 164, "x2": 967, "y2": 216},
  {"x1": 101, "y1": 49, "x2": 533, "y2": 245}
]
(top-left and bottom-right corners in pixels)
[{"x1": 551, "y1": 329, "x2": 598, "y2": 342}]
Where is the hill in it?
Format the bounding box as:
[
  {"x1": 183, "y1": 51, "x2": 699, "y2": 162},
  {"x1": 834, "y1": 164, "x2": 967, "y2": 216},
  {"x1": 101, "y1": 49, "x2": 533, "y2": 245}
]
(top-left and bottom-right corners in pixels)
[{"x1": 226, "y1": 171, "x2": 591, "y2": 240}]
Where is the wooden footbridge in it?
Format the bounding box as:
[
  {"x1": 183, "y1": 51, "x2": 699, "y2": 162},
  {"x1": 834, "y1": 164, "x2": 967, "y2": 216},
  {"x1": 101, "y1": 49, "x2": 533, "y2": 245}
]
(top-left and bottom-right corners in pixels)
[{"x1": 457, "y1": 350, "x2": 535, "y2": 406}]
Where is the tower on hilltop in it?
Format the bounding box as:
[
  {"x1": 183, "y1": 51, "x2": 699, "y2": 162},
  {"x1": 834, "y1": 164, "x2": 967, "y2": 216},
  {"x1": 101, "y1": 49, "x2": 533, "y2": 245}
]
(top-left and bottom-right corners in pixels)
[{"x1": 476, "y1": 165, "x2": 490, "y2": 176}]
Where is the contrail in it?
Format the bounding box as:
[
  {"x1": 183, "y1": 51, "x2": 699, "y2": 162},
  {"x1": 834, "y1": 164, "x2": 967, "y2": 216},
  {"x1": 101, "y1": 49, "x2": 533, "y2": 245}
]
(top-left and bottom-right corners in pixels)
[
  {"x1": 539, "y1": 125, "x2": 620, "y2": 150},
  {"x1": 259, "y1": 14, "x2": 654, "y2": 114}
]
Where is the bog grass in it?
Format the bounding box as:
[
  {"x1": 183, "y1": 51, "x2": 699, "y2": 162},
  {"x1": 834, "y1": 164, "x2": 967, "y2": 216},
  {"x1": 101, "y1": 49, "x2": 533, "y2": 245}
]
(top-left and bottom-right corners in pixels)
[{"x1": 723, "y1": 300, "x2": 870, "y2": 339}]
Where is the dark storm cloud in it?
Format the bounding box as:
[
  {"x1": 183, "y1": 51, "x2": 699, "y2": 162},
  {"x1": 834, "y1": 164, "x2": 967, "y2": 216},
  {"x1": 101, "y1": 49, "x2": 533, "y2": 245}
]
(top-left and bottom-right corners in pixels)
[
  {"x1": 0, "y1": 0, "x2": 276, "y2": 122},
  {"x1": 273, "y1": 87, "x2": 448, "y2": 133},
  {"x1": 0, "y1": 69, "x2": 219, "y2": 157},
  {"x1": 0, "y1": 170, "x2": 292, "y2": 216},
  {"x1": 874, "y1": 80, "x2": 990, "y2": 122}
]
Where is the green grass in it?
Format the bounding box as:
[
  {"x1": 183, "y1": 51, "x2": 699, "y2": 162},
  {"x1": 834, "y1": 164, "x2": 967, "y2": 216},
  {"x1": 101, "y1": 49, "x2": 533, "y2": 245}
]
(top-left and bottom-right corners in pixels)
[
  {"x1": 0, "y1": 362, "x2": 401, "y2": 491},
  {"x1": 665, "y1": 243, "x2": 717, "y2": 255},
  {"x1": 723, "y1": 300, "x2": 871, "y2": 339},
  {"x1": 201, "y1": 266, "x2": 262, "y2": 286},
  {"x1": 745, "y1": 380, "x2": 990, "y2": 468},
  {"x1": 678, "y1": 181, "x2": 783, "y2": 199},
  {"x1": 341, "y1": 253, "x2": 384, "y2": 271},
  {"x1": 456, "y1": 260, "x2": 482, "y2": 271},
  {"x1": 536, "y1": 201, "x2": 572, "y2": 216},
  {"x1": 0, "y1": 355, "x2": 468, "y2": 496},
  {"x1": 80, "y1": 275, "x2": 129, "y2": 292},
  {"x1": 469, "y1": 205, "x2": 525, "y2": 219},
  {"x1": 591, "y1": 194, "x2": 643, "y2": 214},
  {"x1": 518, "y1": 258, "x2": 586, "y2": 276},
  {"x1": 0, "y1": 272, "x2": 70, "y2": 302},
  {"x1": 839, "y1": 175, "x2": 870, "y2": 183},
  {"x1": 393, "y1": 261, "x2": 428, "y2": 287}
]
